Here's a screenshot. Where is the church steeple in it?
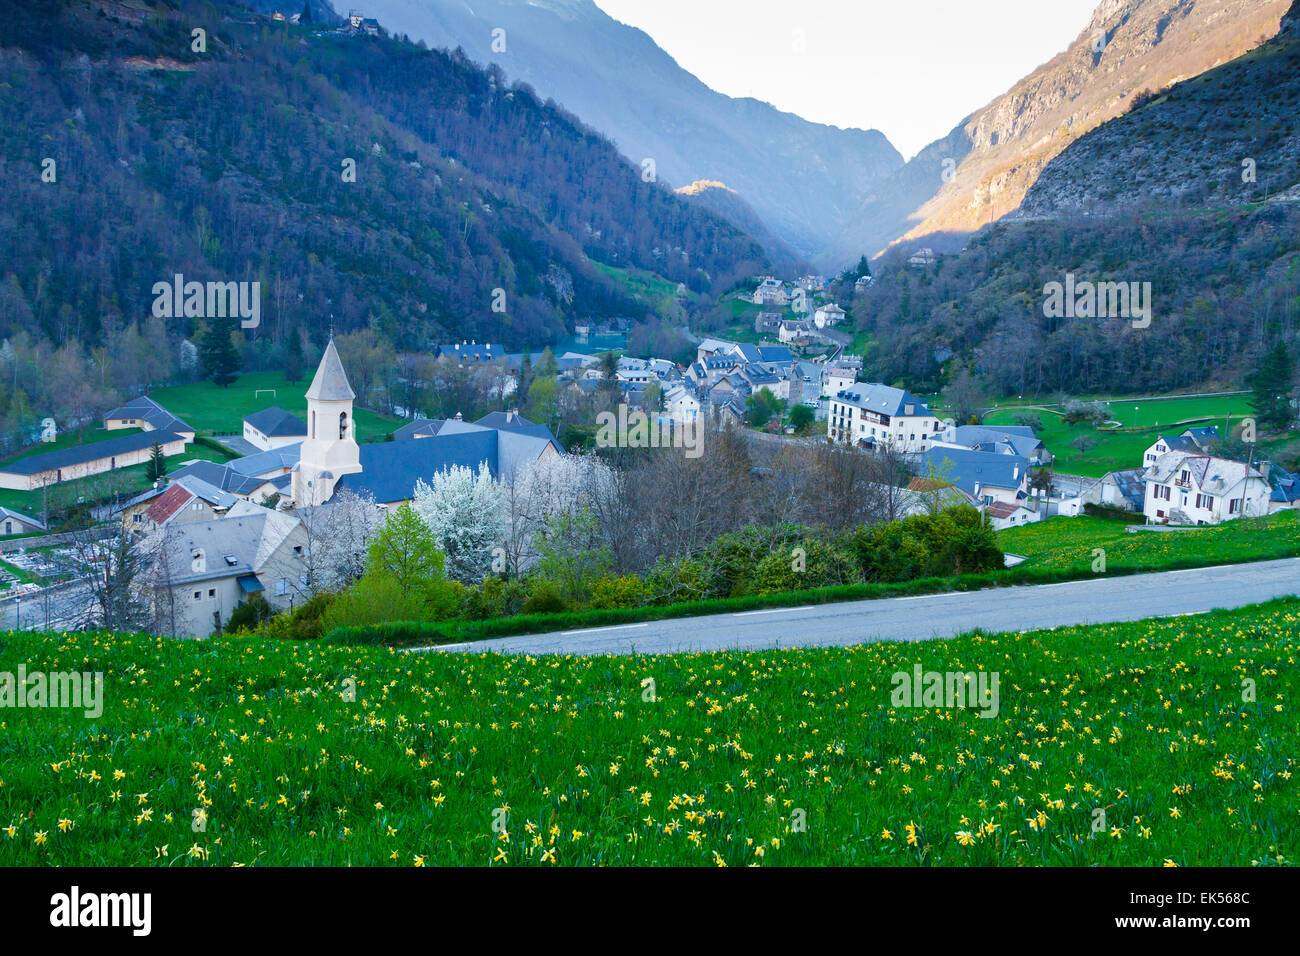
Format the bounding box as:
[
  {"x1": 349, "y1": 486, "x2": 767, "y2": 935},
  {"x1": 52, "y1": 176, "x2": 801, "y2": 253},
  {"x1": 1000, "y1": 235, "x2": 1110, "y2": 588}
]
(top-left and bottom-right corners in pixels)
[{"x1": 293, "y1": 337, "x2": 361, "y2": 506}]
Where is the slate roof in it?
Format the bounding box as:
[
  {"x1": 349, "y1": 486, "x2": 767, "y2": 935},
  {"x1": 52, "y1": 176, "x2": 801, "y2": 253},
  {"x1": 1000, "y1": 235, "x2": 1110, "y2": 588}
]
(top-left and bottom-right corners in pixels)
[
  {"x1": 0, "y1": 430, "x2": 183, "y2": 476},
  {"x1": 305, "y1": 339, "x2": 355, "y2": 402},
  {"x1": 392, "y1": 418, "x2": 447, "y2": 441},
  {"x1": 437, "y1": 343, "x2": 505, "y2": 364},
  {"x1": 946, "y1": 425, "x2": 1044, "y2": 458},
  {"x1": 0, "y1": 506, "x2": 44, "y2": 531},
  {"x1": 103, "y1": 396, "x2": 193, "y2": 435},
  {"x1": 1270, "y1": 468, "x2": 1300, "y2": 503},
  {"x1": 141, "y1": 509, "x2": 302, "y2": 587},
  {"x1": 168, "y1": 460, "x2": 278, "y2": 497},
  {"x1": 330, "y1": 419, "x2": 561, "y2": 503},
  {"x1": 920, "y1": 447, "x2": 1030, "y2": 498},
  {"x1": 229, "y1": 443, "x2": 303, "y2": 478},
  {"x1": 1102, "y1": 468, "x2": 1147, "y2": 510},
  {"x1": 834, "y1": 384, "x2": 931, "y2": 419},
  {"x1": 244, "y1": 406, "x2": 307, "y2": 438},
  {"x1": 1146, "y1": 452, "x2": 1264, "y2": 495},
  {"x1": 758, "y1": 345, "x2": 794, "y2": 364}
]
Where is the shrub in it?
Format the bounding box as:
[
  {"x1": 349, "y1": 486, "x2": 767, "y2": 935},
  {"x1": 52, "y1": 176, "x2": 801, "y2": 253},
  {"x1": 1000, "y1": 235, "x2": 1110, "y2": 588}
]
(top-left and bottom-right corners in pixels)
[
  {"x1": 589, "y1": 574, "x2": 647, "y2": 610},
  {"x1": 322, "y1": 573, "x2": 431, "y2": 632},
  {"x1": 263, "y1": 592, "x2": 337, "y2": 642},
  {"x1": 750, "y1": 539, "x2": 857, "y2": 595},
  {"x1": 521, "y1": 580, "x2": 568, "y2": 615},
  {"x1": 224, "y1": 593, "x2": 274, "y2": 634}
]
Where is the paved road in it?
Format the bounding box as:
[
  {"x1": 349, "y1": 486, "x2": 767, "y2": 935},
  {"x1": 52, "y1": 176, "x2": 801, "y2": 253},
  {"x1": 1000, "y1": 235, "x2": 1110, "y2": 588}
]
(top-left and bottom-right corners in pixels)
[
  {"x1": 417, "y1": 557, "x2": 1300, "y2": 657},
  {"x1": 0, "y1": 580, "x2": 94, "y2": 632}
]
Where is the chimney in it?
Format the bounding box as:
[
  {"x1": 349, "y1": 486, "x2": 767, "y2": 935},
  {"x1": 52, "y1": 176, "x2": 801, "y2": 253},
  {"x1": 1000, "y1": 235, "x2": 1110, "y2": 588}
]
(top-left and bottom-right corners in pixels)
[
  {"x1": 1260, "y1": 460, "x2": 1272, "y2": 481},
  {"x1": 1013, "y1": 464, "x2": 1021, "y2": 481},
  {"x1": 454, "y1": 411, "x2": 463, "y2": 421},
  {"x1": 506, "y1": 408, "x2": 516, "y2": 422}
]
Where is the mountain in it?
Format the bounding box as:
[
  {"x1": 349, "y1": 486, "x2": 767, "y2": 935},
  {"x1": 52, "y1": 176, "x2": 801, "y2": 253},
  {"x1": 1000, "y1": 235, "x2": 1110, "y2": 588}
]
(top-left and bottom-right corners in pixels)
[
  {"x1": 1020, "y1": 0, "x2": 1300, "y2": 215},
  {"x1": 675, "y1": 182, "x2": 808, "y2": 274},
  {"x1": 0, "y1": 0, "x2": 773, "y2": 361},
  {"x1": 347, "y1": 0, "x2": 904, "y2": 260},
  {"x1": 823, "y1": 0, "x2": 1292, "y2": 265}
]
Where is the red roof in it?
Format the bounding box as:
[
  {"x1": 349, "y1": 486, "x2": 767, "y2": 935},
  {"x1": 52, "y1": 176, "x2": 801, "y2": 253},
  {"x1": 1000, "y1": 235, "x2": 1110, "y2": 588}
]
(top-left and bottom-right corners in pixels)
[
  {"x1": 144, "y1": 483, "x2": 195, "y2": 526},
  {"x1": 984, "y1": 501, "x2": 1025, "y2": 519}
]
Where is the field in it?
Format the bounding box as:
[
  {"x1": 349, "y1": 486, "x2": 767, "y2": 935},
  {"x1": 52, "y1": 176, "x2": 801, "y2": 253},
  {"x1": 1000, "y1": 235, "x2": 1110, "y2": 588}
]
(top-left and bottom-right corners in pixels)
[
  {"x1": 981, "y1": 394, "x2": 1252, "y2": 478},
  {"x1": 999, "y1": 511, "x2": 1300, "y2": 572},
  {"x1": 150, "y1": 372, "x2": 399, "y2": 441},
  {"x1": 1, "y1": 599, "x2": 1296, "y2": 866}
]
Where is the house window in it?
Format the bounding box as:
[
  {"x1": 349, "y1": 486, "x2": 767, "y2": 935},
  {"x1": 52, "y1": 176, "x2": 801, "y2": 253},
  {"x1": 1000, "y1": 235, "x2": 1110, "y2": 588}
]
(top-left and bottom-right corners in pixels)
[
  {"x1": 1229, "y1": 498, "x2": 1240, "y2": 514},
  {"x1": 299, "y1": 573, "x2": 309, "y2": 588},
  {"x1": 208, "y1": 588, "x2": 216, "y2": 598},
  {"x1": 276, "y1": 578, "x2": 290, "y2": 595},
  {"x1": 194, "y1": 591, "x2": 202, "y2": 601}
]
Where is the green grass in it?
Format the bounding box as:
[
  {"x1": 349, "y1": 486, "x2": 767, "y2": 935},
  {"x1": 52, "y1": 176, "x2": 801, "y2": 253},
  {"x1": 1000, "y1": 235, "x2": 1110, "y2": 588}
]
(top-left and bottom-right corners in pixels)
[
  {"x1": 150, "y1": 372, "x2": 399, "y2": 442},
  {"x1": 1, "y1": 599, "x2": 1296, "y2": 865},
  {"x1": 999, "y1": 511, "x2": 1300, "y2": 572},
  {"x1": 982, "y1": 394, "x2": 1256, "y2": 477}
]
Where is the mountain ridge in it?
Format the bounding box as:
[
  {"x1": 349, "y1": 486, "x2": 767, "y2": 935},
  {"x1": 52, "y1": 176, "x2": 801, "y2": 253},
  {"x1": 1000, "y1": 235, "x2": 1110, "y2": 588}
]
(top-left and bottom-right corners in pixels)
[{"x1": 349, "y1": 0, "x2": 904, "y2": 261}]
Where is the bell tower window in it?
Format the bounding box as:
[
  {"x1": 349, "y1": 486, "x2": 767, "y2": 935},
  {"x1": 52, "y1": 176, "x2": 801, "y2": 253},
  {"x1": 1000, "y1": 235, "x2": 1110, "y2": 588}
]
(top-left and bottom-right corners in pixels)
[{"x1": 339, "y1": 412, "x2": 348, "y2": 440}]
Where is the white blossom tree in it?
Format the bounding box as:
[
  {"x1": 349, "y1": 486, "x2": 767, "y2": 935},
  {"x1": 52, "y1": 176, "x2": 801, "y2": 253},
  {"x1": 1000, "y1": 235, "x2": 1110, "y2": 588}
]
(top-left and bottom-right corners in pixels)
[
  {"x1": 298, "y1": 489, "x2": 386, "y2": 596},
  {"x1": 412, "y1": 463, "x2": 507, "y2": 583},
  {"x1": 499, "y1": 453, "x2": 620, "y2": 576}
]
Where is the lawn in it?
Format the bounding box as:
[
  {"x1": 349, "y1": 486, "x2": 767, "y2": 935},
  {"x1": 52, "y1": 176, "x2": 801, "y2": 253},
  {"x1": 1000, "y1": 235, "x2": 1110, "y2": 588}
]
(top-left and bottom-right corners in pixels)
[
  {"x1": 1, "y1": 599, "x2": 1295, "y2": 866},
  {"x1": 150, "y1": 372, "x2": 400, "y2": 441},
  {"x1": 998, "y1": 511, "x2": 1300, "y2": 572},
  {"x1": 982, "y1": 394, "x2": 1256, "y2": 477}
]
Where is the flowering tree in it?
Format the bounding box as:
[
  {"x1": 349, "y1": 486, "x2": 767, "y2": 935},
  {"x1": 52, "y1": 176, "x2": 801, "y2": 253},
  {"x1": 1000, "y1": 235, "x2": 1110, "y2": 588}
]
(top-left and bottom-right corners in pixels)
[{"x1": 412, "y1": 463, "x2": 507, "y2": 583}]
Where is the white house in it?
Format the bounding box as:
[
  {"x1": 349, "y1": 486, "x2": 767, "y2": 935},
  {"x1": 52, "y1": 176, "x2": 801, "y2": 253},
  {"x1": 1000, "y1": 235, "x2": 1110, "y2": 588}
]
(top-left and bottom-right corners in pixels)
[
  {"x1": 778, "y1": 320, "x2": 811, "y2": 344},
  {"x1": 984, "y1": 500, "x2": 1042, "y2": 531},
  {"x1": 243, "y1": 406, "x2": 308, "y2": 451},
  {"x1": 828, "y1": 385, "x2": 940, "y2": 454},
  {"x1": 664, "y1": 385, "x2": 701, "y2": 425},
  {"x1": 813, "y1": 304, "x2": 846, "y2": 329},
  {"x1": 1142, "y1": 452, "x2": 1270, "y2": 525},
  {"x1": 1142, "y1": 427, "x2": 1220, "y2": 467},
  {"x1": 820, "y1": 363, "x2": 858, "y2": 398}
]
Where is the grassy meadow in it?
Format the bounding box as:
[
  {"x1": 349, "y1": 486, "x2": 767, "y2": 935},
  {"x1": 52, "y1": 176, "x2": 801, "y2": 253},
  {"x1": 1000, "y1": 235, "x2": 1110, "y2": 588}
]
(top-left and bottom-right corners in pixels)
[
  {"x1": 151, "y1": 372, "x2": 400, "y2": 442},
  {"x1": 999, "y1": 511, "x2": 1300, "y2": 573},
  {"x1": 981, "y1": 394, "x2": 1252, "y2": 478},
  {"x1": 1, "y1": 598, "x2": 1296, "y2": 866}
]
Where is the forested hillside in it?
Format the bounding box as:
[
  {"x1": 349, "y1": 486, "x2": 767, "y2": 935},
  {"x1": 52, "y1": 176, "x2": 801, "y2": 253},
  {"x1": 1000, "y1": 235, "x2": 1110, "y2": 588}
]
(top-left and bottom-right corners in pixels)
[{"x1": 0, "y1": 0, "x2": 770, "y2": 440}]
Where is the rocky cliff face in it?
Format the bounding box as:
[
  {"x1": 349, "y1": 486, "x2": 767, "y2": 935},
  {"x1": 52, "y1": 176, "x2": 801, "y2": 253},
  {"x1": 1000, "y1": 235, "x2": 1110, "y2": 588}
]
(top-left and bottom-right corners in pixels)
[
  {"x1": 824, "y1": 0, "x2": 1291, "y2": 264},
  {"x1": 1019, "y1": 0, "x2": 1300, "y2": 216}
]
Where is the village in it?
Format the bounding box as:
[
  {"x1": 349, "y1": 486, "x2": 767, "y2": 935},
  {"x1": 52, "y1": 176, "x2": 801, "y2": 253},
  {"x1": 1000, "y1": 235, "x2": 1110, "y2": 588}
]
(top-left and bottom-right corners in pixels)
[{"x1": 1, "y1": 271, "x2": 1294, "y2": 639}]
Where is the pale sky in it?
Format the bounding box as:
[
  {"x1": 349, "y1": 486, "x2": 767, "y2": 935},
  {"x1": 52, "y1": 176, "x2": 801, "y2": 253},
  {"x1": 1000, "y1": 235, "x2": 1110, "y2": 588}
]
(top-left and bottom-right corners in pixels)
[{"x1": 594, "y1": 0, "x2": 1102, "y2": 159}]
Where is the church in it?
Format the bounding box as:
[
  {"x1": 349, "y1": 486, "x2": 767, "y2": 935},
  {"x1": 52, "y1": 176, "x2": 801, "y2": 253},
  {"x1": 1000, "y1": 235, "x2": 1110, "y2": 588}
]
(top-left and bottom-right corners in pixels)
[{"x1": 287, "y1": 338, "x2": 563, "y2": 507}]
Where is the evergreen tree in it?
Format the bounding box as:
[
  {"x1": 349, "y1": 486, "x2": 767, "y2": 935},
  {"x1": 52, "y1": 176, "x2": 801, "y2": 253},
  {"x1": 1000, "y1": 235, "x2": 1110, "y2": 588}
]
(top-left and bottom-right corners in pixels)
[
  {"x1": 300, "y1": 2, "x2": 313, "y2": 25},
  {"x1": 199, "y1": 317, "x2": 241, "y2": 387},
  {"x1": 1247, "y1": 342, "x2": 1294, "y2": 431},
  {"x1": 145, "y1": 440, "x2": 167, "y2": 483}
]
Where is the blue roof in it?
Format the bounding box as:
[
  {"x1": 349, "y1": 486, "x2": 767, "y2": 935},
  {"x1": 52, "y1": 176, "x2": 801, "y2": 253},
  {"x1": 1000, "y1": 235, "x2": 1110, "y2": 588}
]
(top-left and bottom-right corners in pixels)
[
  {"x1": 335, "y1": 431, "x2": 500, "y2": 503},
  {"x1": 1270, "y1": 468, "x2": 1300, "y2": 503},
  {"x1": 920, "y1": 447, "x2": 1029, "y2": 497},
  {"x1": 0, "y1": 430, "x2": 183, "y2": 476}
]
